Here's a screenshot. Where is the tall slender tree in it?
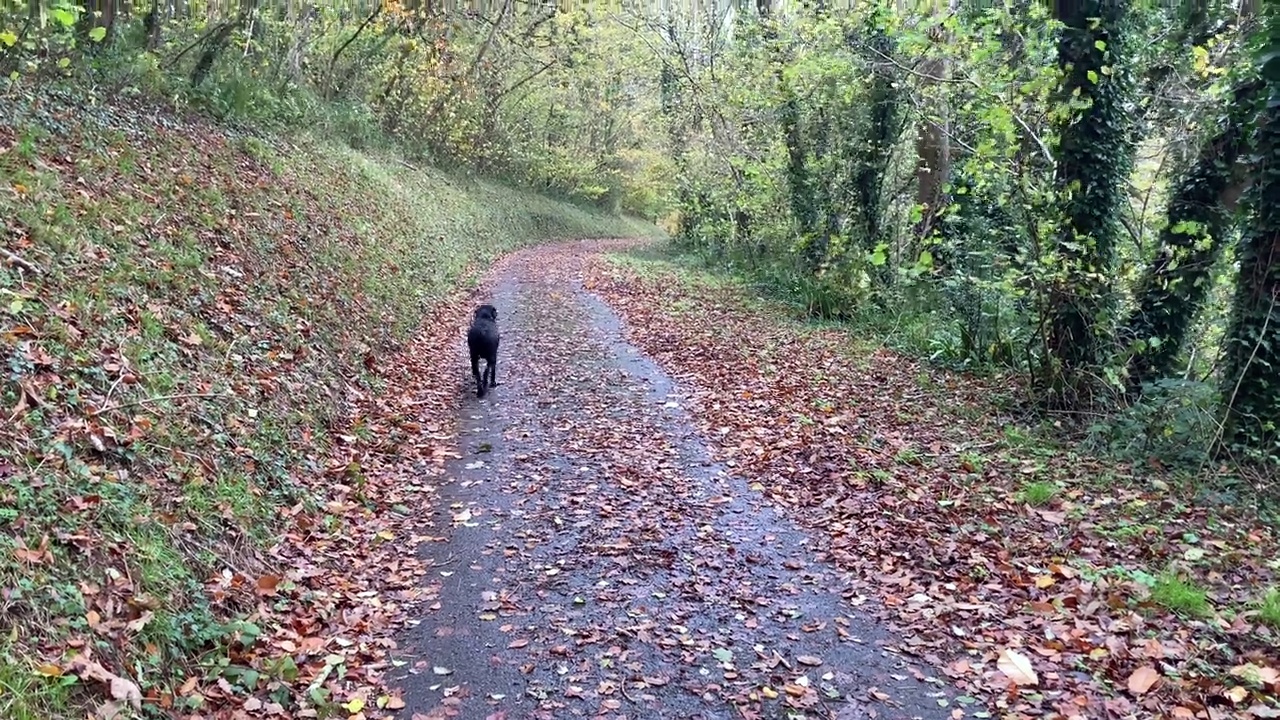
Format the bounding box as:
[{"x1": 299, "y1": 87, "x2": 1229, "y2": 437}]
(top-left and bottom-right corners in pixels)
[
  {"x1": 1220, "y1": 10, "x2": 1280, "y2": 455},
  {"x1": 1045, "y1": 0, "x2": 1136, "y2": 403},
  {"x1": 757, "y1": 0, "x2": 819, "y2": 259},
  {"x1": 914, "y1": 6, "x2": 954, "y2": 242},
  {"x1": 849, "y1": 9, "x2": 905, "y2": 286},
  {"x1": 1123, "y1": 78, "x2": 1262, "y2": 393}
]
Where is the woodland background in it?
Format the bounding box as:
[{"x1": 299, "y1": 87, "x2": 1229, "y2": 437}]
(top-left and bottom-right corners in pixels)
[{"x1": 5, "y1": 0, "x2": 1279, "y2": 468}]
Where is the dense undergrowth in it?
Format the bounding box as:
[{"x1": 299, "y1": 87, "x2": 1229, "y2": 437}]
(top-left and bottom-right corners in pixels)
[{"x1": 0, "y1": 87, "x2": 656, "y2": 718}]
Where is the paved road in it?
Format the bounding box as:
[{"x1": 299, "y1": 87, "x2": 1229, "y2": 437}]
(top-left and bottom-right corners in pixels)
[{"x1": 393, "y1": 241, "x2": 953, "y2": 720}]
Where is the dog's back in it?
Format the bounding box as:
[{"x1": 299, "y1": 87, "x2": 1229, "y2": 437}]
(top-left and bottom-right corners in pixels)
[
  {"x1": 467, "y1": 304, "x2": 499, "y2": 397},
  {"x1": 468, "y1": 304, "x2": 499, "y2": 357}
]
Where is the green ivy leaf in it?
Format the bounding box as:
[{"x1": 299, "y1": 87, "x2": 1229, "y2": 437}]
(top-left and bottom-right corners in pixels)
[
  {"x1": 51, "y1": 8, "x2": 76, "y2": 27},
  {"x1": 916, "y1": 250, "x2": 934, "y2": 271},
  {"x1": 1094, "y1": 40, "x2": 1106, "y2": 52},
  {"x1": 88, "y1": 26, "x2": 107, "y2": 42},
  {"x1": 0, "y1": 30, "x2": 18, "y2": 47},
  {"x1": 57, "y1": 57, "x2": 71, "y2": 69},
  {"x1": 1087, "y1": 70, "x2": 1099, "y2": 84}
]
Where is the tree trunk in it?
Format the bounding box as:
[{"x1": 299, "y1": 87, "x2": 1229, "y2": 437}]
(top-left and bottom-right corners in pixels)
[
  {"x1": 284, "y1": 5, "x2": 316, "y2": 84},
  {"x1": 190, "y1": 0, "x2": 260, "y2": 87},
  {"x1": 144, "y1": 0, "x2": 166, "y2": 52},
  {"x1": 325, "y1": 3, "x2": 381, "y2": 98},
  {"x1": 79, "y1": 0, "x2": 119, "y2": 45},
  {"x1": 1123, "y1": 79, "x2": 1262, "y2": 393},
  {"x1": 1044, "y1": 0, "x2": 1135, "y2": 406},
  {"x1": 914, "y1": 6, "x2": 953, "y2": 242},
  {"x1": 851, "y1": 13, "x2": 905, "y2": 287},
  {"x1": 1220, "y1": 17, "x2": 1280, "y2": 455},
  {"x1": 757, "y1": 0, "x2": 818, "y2": 259}
]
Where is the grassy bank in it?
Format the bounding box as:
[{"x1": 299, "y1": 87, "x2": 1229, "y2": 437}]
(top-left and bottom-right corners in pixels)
[{"x1": 0, "y1": 91, "x2": 658, "y2": 718}]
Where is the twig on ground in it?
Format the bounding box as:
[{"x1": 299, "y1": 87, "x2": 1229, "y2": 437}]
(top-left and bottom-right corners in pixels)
[
  {"x1": 97, "y1": 392, "x2": 231, "y2": 414},
  {"x1": 430, "y1": 553, "x2": 465, "y2": 567},
  {"x1": 619, "y1": 680, "x2": 637, "y2": 703},
  {"x1": 2, "y1": 248, "x2": 42, "y2": 274}
]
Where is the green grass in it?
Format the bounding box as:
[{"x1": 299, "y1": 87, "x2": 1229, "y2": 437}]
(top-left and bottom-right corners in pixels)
[
  {"x1": 0, "y1": 645, "x2": 75, "y2": 720},
  {"x1": 1149, "y1": 572, "x2": 1213, "y2": 618},
  {"x1": 1257, "y1": 587, "x2": 1280, "y2": 629},
  {"x1": 0, "y1": 92, "x2": 658, "y2": 718},
  {"x1": 958, "y1": 451, "x2": 986, "y2": 474},
  {"x1": 1018, "y1": 480, "x2": 1059, "y2": 507},
  {"x1": 894, "y1": 447, "x2": 923, "y2": 465},
  {"x1": 606, "y1": 245, "x2": 742, "y2": 290}
]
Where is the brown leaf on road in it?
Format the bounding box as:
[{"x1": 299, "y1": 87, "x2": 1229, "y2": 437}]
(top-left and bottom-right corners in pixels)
[
  {"x1": 1126, "y1": 665, "x2": 1161, "y2": 695},
  {"x1": 997, "y1": 648, "x2": 1038, "y2": 687}
]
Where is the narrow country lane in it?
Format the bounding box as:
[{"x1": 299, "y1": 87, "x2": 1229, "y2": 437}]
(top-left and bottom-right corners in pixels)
[{"x1": 393, "y1": 241, "x2": 953, "y2": 720}]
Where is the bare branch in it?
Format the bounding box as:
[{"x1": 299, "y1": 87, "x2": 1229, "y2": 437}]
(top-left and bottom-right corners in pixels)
[
  {"x1": 855, "y1": 38, "x2": 1055, "y2": 167},
  {"x1": 2, "y1": 248, "x2": 42, "y2": 275}
]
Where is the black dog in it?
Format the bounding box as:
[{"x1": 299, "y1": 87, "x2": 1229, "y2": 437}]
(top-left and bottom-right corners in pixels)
[{"x1": 467, "y1": 304, "x2": 500, "y2": 398}]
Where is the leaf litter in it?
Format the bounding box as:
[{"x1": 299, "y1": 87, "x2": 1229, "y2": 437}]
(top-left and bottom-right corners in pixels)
[
  {"x1": 170, "y1": 271, "x2": 496, "y2": 716},
  {"x1": 581, "y1": 247, "x2": 1280, "y2": 720}
]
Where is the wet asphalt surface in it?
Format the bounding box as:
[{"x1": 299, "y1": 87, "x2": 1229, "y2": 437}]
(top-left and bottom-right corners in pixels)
[{"x1": 392, "y1": 242, "x2": 953, "y2": 720}]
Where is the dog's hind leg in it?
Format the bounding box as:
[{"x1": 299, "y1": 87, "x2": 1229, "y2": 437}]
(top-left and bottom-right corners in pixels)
[
  {"x1": 471, "y1": 351, "x2": 486, "y2": 398},
  {"x1": 487, "y1": 353, "x2": 498, "y2": 388}
]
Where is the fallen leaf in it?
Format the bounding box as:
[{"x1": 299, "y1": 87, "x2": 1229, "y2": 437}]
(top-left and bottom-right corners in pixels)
[
  {"x1": 1127, "y1": 666, "x2": 1161, "y2": 695},
  {"x1": 1231, "y1": 663, "x2": 1280, "y2": 687},
  {"x1": 68, "y1": 654, "x2": 142, "y2": 711},
  {"x1": 997, "y1": 648, "x2": 1038, "y2": 686}
]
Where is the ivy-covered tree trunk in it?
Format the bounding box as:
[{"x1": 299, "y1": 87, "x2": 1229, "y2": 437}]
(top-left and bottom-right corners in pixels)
[
  {"x1": 1122, "y1": 79, "x2": 1262, "y2": 393},
  {"x1": 660, "y1": 20, "x2": 695, "y2": 247},
  {"x1": 850, "y1": 12, "x2": 905, "y2": 287},
  {"x1": 191, "y1": 0, "x2": 259, "y2": 87},
  {"x1": 1045, "y1": 0, "x2": 1135, "y2": 404},
  {"x1": 758, "y1": 0, "x2": 819, "y2": 261},
  {"x1": 1220, "y1": 17, "x2": 1280, "y2": 455},
  {"x1": 144, "y1": 0, "x2": 167, "y2": 52}
]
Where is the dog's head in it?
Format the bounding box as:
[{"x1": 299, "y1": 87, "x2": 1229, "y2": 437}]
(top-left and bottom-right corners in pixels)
[{"x1": 474, "y1": 304, "x2": 498, "y2": 322}]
